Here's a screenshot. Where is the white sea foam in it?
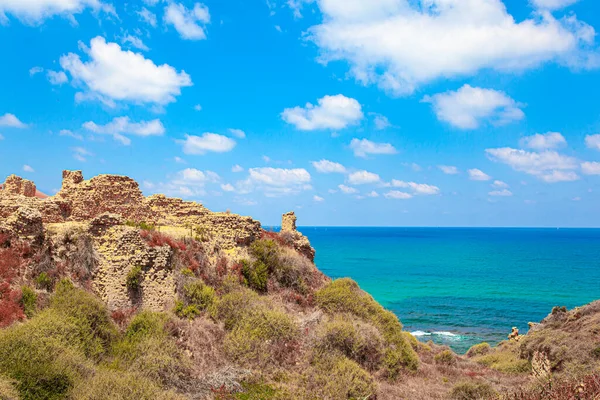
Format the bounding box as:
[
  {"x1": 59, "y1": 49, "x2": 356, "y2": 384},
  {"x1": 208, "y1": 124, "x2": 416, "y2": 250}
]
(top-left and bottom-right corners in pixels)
[{"x1": 410, "y1": 331, "x2": 461, "y2": 340}]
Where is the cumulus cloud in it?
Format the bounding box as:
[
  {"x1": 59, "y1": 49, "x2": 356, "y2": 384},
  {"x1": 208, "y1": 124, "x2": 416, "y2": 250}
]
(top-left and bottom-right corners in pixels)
[
  {"x1": 489, "y1": 189, "x2": 513, "y2": 197},
  {"x1": 581, "y1": 161, "x2": 600, "y2": 175},
  {"x1": 349, "y1": 138, "x2": 397, "y2": 158},
  {"x1": 307, "y1": 0, "x2": 598, "y2": 95},
  {"x1": 72, "y1": 147, "x2": 92, "y2": 162},
  {"x1": 439, "y1": 165, "x2": 459, "y2": 175},
  {"x1": 313, "y1": 195, "x2": 324, "y2": 202},
  {"x1": 22, "y1": 164, "x2": 34, "y2": 173},
  {"x1": 423, "y1": 85, "x2": 524, "y2": 129},
  {"x1": 390, "y1": 180, "x2": 440, "y2": 195},
  {"x1": 179, "y1": 133, "x2": 236, "y2": 155},
  {"x1": 585, "y1": 134, "x2": 600, "y2": 150},
  {"x1": 520, "y1": 132, "x2": 566, "y2": 150},
  {"x1": 468, "y1": 168, "x2": 492, "y2": 181},
  {"x1": 234, "y1": 167, "x2": 312, "y2": 197},
  {"x1": 221, "y1": 183, "x2": 235, "y2": 192},
  {"x1": 366, "y1": 191, "x2": 379, "y2": 198},
  {"x1": 486, "y1": 147, "x2": 579, "y2": 182},
  {"x1": 60, "y1": 129, "x2": 83, "y2": 140},
  {"x1": 229, "y1": 128, "x2": 246, "y2": 139},
  {"x1": 531, "y1": 0, "x2": 579, "y2": 10},
  {"x1": 47, "y1": 70, "x2": 68, "y2": 85},
  {"x1": 83, "y1": 116, "x2": 165, "y2": 145},
  {"x1": 0, "y1": 113, "x2": 27, "y2": 128},
  {"x1": 137, "y1": 7, "x2": 157, "y2": 26},
  {"x1": 348, "y1": 170, "x2": 380, "y2": 185},
  {"x1": 60, "y1": 36, "x2": 192, "y2": 107},
  {"x1": 372, "y1": 114, "x2": 391, "y2": 130},
  {"x1": 338, "y1": 184, "x2": 358, "y2": 194},
  {"x1": 232, "y1": 164, "x2": 244, "y2": 173},
  {"x1": 122, "y1": 34, "x2": 149, "y2": 51},
  {"x1": 281, "y1": 94, "x2": 363, "y2": 131},
  {"x1": 164, "y1": 2, "x2": 210, "y2": 40},
  {"x1": 29, "y1": 66, "x2": 43, "y2": 76},
  {"x1": 384, "y1": 190, "x2": 412, "y2": 200},
  {"x1": 0, "y1": 0, "x2": 112, "y2": 25},
  {"x1": 149, "y1": 168, "x2": 220, "y2": 198},
  {"x1": 492, "y1": 180, "x2": 509, "y2": 188},
  {"x1": 312, "y1": 159, "x2": 346, "y2": 173}
]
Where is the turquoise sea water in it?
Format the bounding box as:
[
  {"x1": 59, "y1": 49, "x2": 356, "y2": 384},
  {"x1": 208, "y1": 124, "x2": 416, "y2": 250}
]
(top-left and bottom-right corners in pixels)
[{"x1": 300, "y1": 227, "x2": 600, "y2": 354}]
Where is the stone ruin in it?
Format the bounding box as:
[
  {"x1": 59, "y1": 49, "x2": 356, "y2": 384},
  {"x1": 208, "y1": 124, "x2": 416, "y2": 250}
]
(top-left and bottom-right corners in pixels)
[
  {"x1": 1, "y1": 175, "x2": 37, "y2": 197},
  {"x1": 281, "y1": 211, "x2": 315, "y2": 262}
]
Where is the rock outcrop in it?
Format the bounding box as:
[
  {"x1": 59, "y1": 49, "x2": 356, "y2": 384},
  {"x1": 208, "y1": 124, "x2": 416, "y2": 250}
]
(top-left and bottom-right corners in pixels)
[
  {"x1": 2, "y1": 175, "x2": 37, "y2": 197},
  {"x1": 281, "y1": 211, "x2": 315, "y2": 262}
]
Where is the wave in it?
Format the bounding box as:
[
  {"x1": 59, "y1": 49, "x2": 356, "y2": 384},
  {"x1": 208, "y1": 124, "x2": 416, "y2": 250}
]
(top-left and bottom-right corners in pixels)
[{"x1": 410, "y1": 330, "x2": 461, "y2": 340}]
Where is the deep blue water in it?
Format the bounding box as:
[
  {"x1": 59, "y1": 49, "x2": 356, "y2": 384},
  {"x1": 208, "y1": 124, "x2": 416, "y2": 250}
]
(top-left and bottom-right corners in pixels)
[{"x1": 299, "y1": 227, "x2": 600, "y2": 353}]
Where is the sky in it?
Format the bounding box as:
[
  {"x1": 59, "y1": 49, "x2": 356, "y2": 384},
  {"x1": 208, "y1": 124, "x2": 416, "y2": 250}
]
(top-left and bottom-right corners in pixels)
[{"x1": 1, "y1": 0, "x2": 600, "y2": 227}]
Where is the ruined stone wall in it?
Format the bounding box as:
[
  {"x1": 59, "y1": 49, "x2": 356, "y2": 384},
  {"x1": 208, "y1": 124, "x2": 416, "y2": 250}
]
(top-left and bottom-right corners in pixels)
[
  {"x1": 2, "y1": 175, "x2": 37, "y2": 197},
  {"x1": 281, "y1": 211, "x2": 297, "y2": 233}
]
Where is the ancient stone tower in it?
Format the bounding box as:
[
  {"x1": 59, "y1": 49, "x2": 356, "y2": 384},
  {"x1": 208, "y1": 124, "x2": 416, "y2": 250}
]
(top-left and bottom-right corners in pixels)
[{"x1": 281, "y1": 211, "x2": 297, "y2": 232}]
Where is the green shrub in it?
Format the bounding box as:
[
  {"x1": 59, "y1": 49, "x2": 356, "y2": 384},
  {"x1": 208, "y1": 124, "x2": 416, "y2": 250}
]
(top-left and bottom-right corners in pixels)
[
  {"x1": 466, "y1": 342, "x2": 491, "y2": 358},
  {"x1": 224, "y1": 308, "x2": 299, "y2": 366},
  {"x1": 183, "y1": 280, "x2": 215, "y2": 311},
  {"x1": 306, "y1": 353, "x2": 376, "y2": 400},
  {"x1": 174, "y1": 301, "x2": 200, "y2": 320},
  {"x1": 434, "y1": 349, "x2": 456, "y2": 365},
  {"x1": 112, "y1": 311, "x2": 187, "y2": 386},
  {"x1": 315, "y1": 315, "x2": 384, "y2": 371},
  {"x1": 70, "y1": 368, "x2": 185, "y2": 400},
  {"x1": 0, "y1": 309, "x2": 90, "y2": 400},
  {"x1": 20, "y1": 286, "x2": 37, "y2": 318},
  {"x1": 50, "y1": 280, "x2": 118, "y2": 359},
  {"x1": 241, "y1": 259, "x2": 269, "y2": 293},
  {"x1": 235, "y1": 382, "x2": 279, "y2": 400},
  {"x1": 126, "y1": 266, "x2": 143, "y2": 291},
  {"x1": 249, "y1": 239, "x2": 280, "y2": 270},
  {"x1": 35, "y1": 272, "x2": 53, "y2": 291},
  {"x1": 449, "y1": 381, "x2": 496, "y2": 400},
  {"x1": 213, "y1": 286, "x2": 260, "y2": 330},
  {"x1": 0, "y1": 375, "x2": 18, "y2": 400},
  {"x1": 315, "y1": 278, "x2": 418, "y2": 375},
  {"x1": 474, "y1": 348, "x2": 530, "y2": 374}
]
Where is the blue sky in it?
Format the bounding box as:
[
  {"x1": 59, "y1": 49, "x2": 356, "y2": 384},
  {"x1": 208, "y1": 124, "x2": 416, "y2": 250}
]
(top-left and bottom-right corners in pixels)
[{"x1": 1, "y1": 0, "x2": 600, "y2": 227}]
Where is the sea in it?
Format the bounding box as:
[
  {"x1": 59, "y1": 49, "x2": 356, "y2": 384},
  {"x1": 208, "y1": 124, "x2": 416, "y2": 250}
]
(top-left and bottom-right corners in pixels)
[{"x1": 298, "y1": 227, "x2": 600, "y2": 354}]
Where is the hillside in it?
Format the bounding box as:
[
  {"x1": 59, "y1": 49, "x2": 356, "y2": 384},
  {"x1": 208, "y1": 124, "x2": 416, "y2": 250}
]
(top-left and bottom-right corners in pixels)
[{"x1": 0, "y1": 171, "x2": 599, "y2": 400}]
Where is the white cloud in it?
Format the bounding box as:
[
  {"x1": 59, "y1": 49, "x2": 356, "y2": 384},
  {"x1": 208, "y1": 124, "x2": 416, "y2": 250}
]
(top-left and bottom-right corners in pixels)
[
  {"x1": 29, "y1": 66, "x2": 43, "y2": 76},
  {"x1": 313, "y1": 195, "x2": 324, "y2": 202},
  {"x1": 148, "y1": 168, "x2": 220, "y2": 198},
  {"x1": 384, "y1": 190, "x2": 412, "y2": 200},
  {"x1": 47, "y1": 70, "x2": 68, "y2": 85},
  {"x1": 468, "y1": 168, "x2": 492, "y2": 181},
  {"x1": 439, "y1": 165, "x2": 459, "y2": 175},
  {"x1": 22, "y1": 164, "x2": 34, "y2": 172},
  {"x1": 338, "y1": 184, "x2": 358, "y2": 194},
  {"x1": 0, "y1": 113, "x2": 27, "y2": 128},
  {"x1": 59, "y1": 129, "x2": 83, "y2": 140},
  {"x1": 307, "y1": 0, "x2": 597, "y2": 95},
  {"x1": 0, "y1": 0, "x2": 111, "y2": 25},
  {"x1": 423, "y1": 85, "x2": 524, "y2": 129},
  {"x1": 138, "y1": 7, "x2": 157, "y2": 27},
  {"x1": 312, "y1": 159, "x2": 346, "y2": 173},
  {"x1": 72, "y1": 147, "x2": 92, "y2": 162},
  {"x1": 489, "y1": 189, "x2": 513, "y2": 197},
  {"x1": 531, "y1": 0, "x2": 579, "y2": 10},
  {"x1": 179, "y1": 133, "x2": 236, "y2": 155},
  {"x1": 229, "y1": 128, "x2": 246, "y2": 139},
  {"x1": 486, "y1": 147, "x2": 579, "y2": 182},
  {"x1": 348, "y1": 170, "x2": 380, "y2": 185},
  {"x1": 232, "y1": 164, "x2": 244, "y2": 173},
  {"x1": 281, "y1": 94, "x2": 363, "y2": 131},
  {"x1": 174, "y1": 156, "x2": 186, "y2": 164},
  {"x1": 585, "y1": 134, "x2": 600, "y2": 151},
  {"x1": 492, "y1": 180, "x2": 509, "y2": 188},
  {"x1": 194, "y1": 104, "x2": 202, "y2": 111},
  {"x1": 349, "y1": 138, "x2": 397, "y2": 158},
  {"x1": 390, "y1": 180, "x2": 440, "y2": 195},
  {"x1": 366, "y1": 191, "x2": 379, "y2": 198},
  {"x1": 221, "y1": 183, "x2": 235, "y2": 192},
  {"x1": 60, "y1": 37, "x2": 192, "y2": 107},
  {"x1": 164, "y1": 2, "x2": 210, "y2": 40},
  {"x1": 520, "y1": 132, "x2": 566, "y2": 150},
  {"x1": 581, "y1": 161, "x2": 600, "y2": 175},
  {"x1": 83, "y1": 116, "x2": 165, "y2": 145},
  {"x1": 234, "y1": 167, "x2": 311, "y2": 197},
  {"x1": 122, "y1": 34, "x2": 149, "y2": 51},
  {"x1": 373, "y1": 114, "x2": 391, "y2": 130}
]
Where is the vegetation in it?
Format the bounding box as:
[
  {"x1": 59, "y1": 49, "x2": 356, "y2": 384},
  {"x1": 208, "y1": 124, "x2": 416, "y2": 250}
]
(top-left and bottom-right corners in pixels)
[
  {"x1": 315, "y1": 278, "x2": 419, "y2": 376},
  {"x1": 434, "y1": 349, "x2": 456, "y2": 365},
  {"x1": 126, "y1": 266, "x2": 143, "y2": 292},
  {"x1": 35, "y1": 272, "x2": 53, "y2": 291},
  {"x1": 20, "y1": 286, "x2": 37, "y2": 318},
  {"x1": 466, "y1": 342, "x2": 491, "y2": 358},
  {"x1": 449, "y1": 381, "x2": 496, "y2": 400}
]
